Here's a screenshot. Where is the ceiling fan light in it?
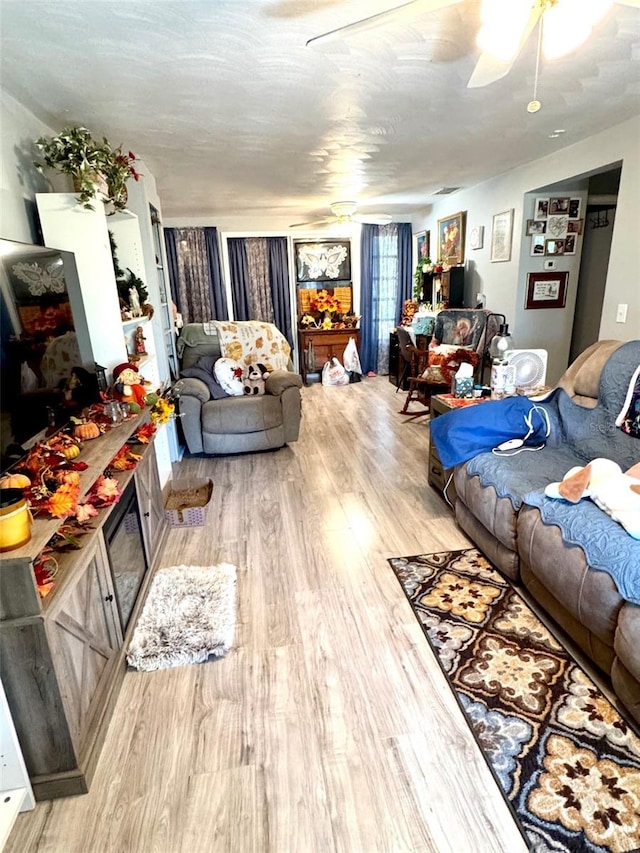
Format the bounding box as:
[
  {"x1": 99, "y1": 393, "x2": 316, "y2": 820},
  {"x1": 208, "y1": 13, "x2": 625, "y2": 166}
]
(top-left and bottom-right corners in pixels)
[
  {"x1": 330, "y1": 200, "x2": 357, "y2": 219},
  {"x1": 542, "y1": 6, "x2": 594, "y2": 58},
  {"x1": 477, "y1": 0, "x2": 535, "y2": 62}
]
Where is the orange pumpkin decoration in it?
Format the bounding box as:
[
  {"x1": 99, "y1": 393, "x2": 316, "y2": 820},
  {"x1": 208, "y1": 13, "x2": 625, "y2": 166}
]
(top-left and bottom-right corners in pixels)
[
  {"x1": 0, "y1": 473, "x2": 32, "y2": 490},
  {"x1": 74, "y1": 422, "x2": 100, "y2": 441},
  {"x1": 59, "y1": 471, "x2": 81, "y2": 486},
  {"x1": 62, "y1": 444, "x2": 81, "y2": 460}
]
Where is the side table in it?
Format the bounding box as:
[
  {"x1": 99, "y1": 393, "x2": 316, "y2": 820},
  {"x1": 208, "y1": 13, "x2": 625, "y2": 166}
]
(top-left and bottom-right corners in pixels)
[
  {"x1": 298, "y1": 328, "x2": 360, "y2": 384},
  {"x1": 428, "y1": 393, "x2": 488, "y2": 506}
]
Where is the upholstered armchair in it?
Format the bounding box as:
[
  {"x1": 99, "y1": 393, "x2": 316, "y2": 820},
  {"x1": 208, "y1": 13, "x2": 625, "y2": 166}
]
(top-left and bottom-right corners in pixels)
[{"x1": 399, "y1": 309, "x2": 499, "y2": 414}]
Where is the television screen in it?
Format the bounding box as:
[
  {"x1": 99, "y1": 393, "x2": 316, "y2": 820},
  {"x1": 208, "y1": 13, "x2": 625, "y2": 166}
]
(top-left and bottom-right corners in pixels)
[{"x1": 0, "y1": 239, "x2": 97, "y2": 468}]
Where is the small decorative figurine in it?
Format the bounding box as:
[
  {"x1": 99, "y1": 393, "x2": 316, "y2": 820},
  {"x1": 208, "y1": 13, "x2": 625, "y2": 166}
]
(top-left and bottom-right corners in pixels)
[
  {"x1": 129, "y1": 286, "x2": 142, "y2": 317},
  {"x1": 134, "y1": 325, "x2": 147, "y2": 355}
]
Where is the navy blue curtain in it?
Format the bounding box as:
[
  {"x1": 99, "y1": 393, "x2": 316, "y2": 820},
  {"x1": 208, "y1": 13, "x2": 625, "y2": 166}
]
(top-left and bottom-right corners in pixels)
[
  {"x1": 227, "y1": 238, "x2": 250, "y2": 321},
  {"x1": 268, "y1": 237, "x2": 293, "y2": 346},
  {"x1": 395, "y1": 222, "x2": 412, "y2": 322},
  {"x1": 164, "y1": 228, "x2": 179, "y2": 307},
  {"x1": 359, "y1": 224, "x2": 377, "y2": 375},
  {"x1": 204, "y1": 227, "x2": 229, "y2": 319}
]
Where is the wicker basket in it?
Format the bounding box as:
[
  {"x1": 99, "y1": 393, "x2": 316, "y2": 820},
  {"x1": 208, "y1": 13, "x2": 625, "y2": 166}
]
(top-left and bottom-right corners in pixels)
[{"x1": 164, "y1": 478, "x2": 213, "y2": 527}]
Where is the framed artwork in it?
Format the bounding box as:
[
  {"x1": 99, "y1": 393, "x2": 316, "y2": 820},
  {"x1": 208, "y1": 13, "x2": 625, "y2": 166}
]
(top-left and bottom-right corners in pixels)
[
  {"x1": 546, "y1": 215, "x2": 569, "y2": 239},
  {"x1": 437, "y1": 211, "x2": 466, "y2": 265},
  {"x1": 525, "y1": 271, "x2": 568, "y2": 309},
  {"x1": 530, "y1": 235, "x2": 546, "y2": 256},
  {"x1": 490, "y1": 209, "x2": 514, "y2": 262},
  {"x1": 549, "y1": 196, "x2": 570, "y2": 215},
  {"x1": 414, "y1": 230, "x2": 430, "y2": 264},
  {"x1": 469, "y1": 225, "x2": 484, "y2": 250},
  {"x1": 564, "y1": 234, "x2": 577, "y2": 255},
  {"x1": 534, "y1": 198, "x2": 549, "y2": 220},
  {"x1": 545, "y1": 238, "x2": 565, "y2": 255},
  {"x1": 567, "y1": 219, "x2": 583, "y2": 235},
  {"x1": 526, "y1": 219, "x2": 546, "y2": 236},
  {"x1": 295, "y1": 240, "x2": 351, "y2": 283},
  {"x1": 569, "y1": 198, "x2": 582, "y2": 219}
]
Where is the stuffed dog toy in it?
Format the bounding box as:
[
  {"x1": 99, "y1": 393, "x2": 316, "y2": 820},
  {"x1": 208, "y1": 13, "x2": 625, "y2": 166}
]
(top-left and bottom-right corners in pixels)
[
  {"x1": 242, "y1": 363, "x2": 269, "y2": 396},
  {"x1": 545, "y1": 458, "x2": 640, "y2": 539}
]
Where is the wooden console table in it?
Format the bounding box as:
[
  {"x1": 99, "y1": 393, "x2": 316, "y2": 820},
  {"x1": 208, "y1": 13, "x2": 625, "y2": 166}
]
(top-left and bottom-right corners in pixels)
[{"x1": 298, "y1": 328, "x2": 360, "y2": 384}]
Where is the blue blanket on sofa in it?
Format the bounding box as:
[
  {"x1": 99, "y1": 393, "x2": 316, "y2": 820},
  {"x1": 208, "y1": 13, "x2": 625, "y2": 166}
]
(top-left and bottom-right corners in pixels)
[{"x1": 453, "y1": 340, "x2": 640, "y2": 601}]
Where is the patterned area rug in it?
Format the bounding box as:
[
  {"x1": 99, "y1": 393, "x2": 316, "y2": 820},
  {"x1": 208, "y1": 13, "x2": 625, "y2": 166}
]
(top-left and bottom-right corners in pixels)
[{"x1": 389, "y1": 548, "x2": 640, "y2": 853}]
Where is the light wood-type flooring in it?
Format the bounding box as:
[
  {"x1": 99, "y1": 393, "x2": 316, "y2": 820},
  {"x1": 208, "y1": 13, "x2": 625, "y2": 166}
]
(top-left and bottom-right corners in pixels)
[{"x1": 8, "y1": 377, "x2": 530, "y2": 853}]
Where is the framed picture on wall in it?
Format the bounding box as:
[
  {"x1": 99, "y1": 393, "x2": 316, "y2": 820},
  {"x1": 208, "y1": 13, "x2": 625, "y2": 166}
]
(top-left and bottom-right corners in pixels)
[
  {"x1": 490, "y1": 209, "x2": 514, "y2": 262},
  {"x1": 567, "y1": 219, "x2": 583, "y2": 235},
  {"x1": 564, "y1": 234, "x2": 577, "y2": 255},
  {"x1": 534, "y1": 198, "x2": 549, "y2": 220},
  {"x1": 525, "y1": 271, "x2": 568, "y2": 309},
  {"x1": 526, "y1": 219, "x2": 546, "y2": 236},
  {"x1": 545, "y1": 238, "x2": 565, "y2": 255},
  {"x1": 568, "y1": 198, "x2": 582, "y2": 219},
  {"x1": 414, "y1": 230, "x2": 430, "y2": 264},
  {"x1": 295, "y1": 240, "x2": 351, "y2": 282},
  {"x1": 549, "y1": 197, "x2": 570, "y2": 215},
  {"x1": 469, "y1": 225, "x2": 484, "y2": 249},
  {"x1": 437, "y1": 211, "x2": 466, "y2": 265},
  {"x1": 530, "y1": 235, "x2": 546, "y2": 255}
]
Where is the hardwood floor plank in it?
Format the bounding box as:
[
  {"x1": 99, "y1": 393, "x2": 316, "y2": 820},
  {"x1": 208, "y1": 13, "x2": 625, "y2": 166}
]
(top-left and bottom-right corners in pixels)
[{"x1": 8, "y1": 377, "x2": 528, "y2": 853}]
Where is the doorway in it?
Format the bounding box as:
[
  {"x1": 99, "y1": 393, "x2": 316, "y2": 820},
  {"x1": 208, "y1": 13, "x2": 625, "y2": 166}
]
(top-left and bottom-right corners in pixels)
[{"x1": 569, "y1": 166, "x2": 621, "y2": 363}]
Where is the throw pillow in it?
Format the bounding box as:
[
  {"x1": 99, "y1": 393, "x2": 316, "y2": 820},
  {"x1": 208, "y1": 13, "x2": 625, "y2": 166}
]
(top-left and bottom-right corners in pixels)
[
  {"x1": 421, "y1": 344, "x2": 477, "y2": 385},
  {"x1": 180, "y1": 356, "x2": 228, "y2": 400},
  {"x1": 213, "y1": 358, "x2": 244, "y2": 396}
]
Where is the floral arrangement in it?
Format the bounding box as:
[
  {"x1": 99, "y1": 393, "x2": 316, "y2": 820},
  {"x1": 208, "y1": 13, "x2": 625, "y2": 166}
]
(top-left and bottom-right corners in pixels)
[
  {"x1": 101, "y1": 145, "x2": 141, "y2": 212},
  {"x1": 149, "y1": 387, "x2": 181, "y2": 426},
  {"x1": 310, "y1": 290, "x2": 342, "y2": 315},
  {"x1": 150, "y1": 396, "x2": 176, "y2": 425}
]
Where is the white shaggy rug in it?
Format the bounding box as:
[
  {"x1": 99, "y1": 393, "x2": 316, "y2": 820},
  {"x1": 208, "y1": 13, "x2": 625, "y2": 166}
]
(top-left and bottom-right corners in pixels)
[{"x1": 126, "y1": 563, "x2": 237, "y2": 671}]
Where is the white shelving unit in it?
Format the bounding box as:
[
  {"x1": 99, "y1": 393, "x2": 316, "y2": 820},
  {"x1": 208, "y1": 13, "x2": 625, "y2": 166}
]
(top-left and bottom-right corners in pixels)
[
  {"x1": 125, "y1": 171, "x2": 182, "y2": 468},
  {"x1": 35, "y1": 192, "x2": 173, "y2": 487},
  {"x1": 35, "y1": 193, "x2": 127, "y2": 374}
]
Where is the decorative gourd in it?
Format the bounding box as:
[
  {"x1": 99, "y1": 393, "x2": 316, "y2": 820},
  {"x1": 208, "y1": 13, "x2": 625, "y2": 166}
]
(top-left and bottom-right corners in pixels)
[
  {"x1": 74, "y1": 422, "x2": 100, "y2": 441},
  {"x1": 59, "y1": 471, "x2": 81, "y2": 486},
  {"x1": 0, "y1": 473, "x2": 31, "y2": 490},
  {"x1": 62, "y1": 444, "x2": 81, "y2": 460}
]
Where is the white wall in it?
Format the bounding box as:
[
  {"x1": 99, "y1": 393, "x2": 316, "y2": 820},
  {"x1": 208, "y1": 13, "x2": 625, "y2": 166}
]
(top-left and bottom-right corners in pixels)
[
  {"x1": 0, "y1": 90, "x2": 59, "y2": 243},
  {"x1": 413, "y1": 115, "x2": 640, "y2": 383}
]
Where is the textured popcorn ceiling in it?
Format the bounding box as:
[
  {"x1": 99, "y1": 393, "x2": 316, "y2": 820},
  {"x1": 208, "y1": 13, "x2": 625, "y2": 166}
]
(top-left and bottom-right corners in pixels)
[{"x1": 1, "y1": 0, "x2": 639, "y2": 225}]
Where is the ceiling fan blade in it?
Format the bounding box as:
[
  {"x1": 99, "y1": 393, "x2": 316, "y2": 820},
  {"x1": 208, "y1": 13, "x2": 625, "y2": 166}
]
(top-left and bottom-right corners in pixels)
[
  {"x1": 467, "y1": 3, "x2": 542, "y2": 88},
  {"x1": 306, "y1": 0, "x2": 462, "y2": 47},
  {"x1": 353, "y1": 213, "x2": 393, "y2": 225},
  {"x1": 289, "y1": 218, "x2": 332, "y2": 228}
]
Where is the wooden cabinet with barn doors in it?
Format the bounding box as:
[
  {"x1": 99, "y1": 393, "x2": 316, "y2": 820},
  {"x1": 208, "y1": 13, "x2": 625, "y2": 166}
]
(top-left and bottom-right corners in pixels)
[{"x1": 0, "y1": 416, "x2": 167, "y2": 800}]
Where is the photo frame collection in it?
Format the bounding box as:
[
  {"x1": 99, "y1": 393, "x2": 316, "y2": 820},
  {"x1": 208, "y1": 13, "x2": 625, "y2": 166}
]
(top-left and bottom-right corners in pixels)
[{"x1": 527, "y1": 196, "x2": 583, "y2": 256}]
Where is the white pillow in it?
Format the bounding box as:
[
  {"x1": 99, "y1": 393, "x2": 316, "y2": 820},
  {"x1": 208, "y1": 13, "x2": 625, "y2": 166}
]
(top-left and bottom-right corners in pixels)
[{"x1": 213, "y1": 358, "x2": 244, "y2": 396}]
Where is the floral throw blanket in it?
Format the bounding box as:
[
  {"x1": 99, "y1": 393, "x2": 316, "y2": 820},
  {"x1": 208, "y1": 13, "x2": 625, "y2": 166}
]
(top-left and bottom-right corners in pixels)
[{"x1": 212, "y1": 320, "x2": 291, "y2": 372}]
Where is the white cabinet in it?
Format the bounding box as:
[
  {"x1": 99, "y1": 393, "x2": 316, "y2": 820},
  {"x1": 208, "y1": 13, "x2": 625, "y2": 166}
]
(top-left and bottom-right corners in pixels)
[{"x1": 35, "y1": 193, "x2": 127, "y2": 374}]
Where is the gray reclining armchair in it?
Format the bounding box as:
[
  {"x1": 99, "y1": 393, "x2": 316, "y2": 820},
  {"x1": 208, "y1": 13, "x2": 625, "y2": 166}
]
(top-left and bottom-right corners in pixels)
[{"x1": 174, "y1": 323, "x2": 303, "y2": 456}]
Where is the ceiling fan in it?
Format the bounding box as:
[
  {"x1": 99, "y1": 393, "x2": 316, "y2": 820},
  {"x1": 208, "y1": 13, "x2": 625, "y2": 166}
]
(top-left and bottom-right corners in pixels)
[
  {"x1": 290, "y1": 200, "x2": 392, "y2": 228},
  {"x1": 307, "y1": 0, "x2": 640, "y2": 89}
]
